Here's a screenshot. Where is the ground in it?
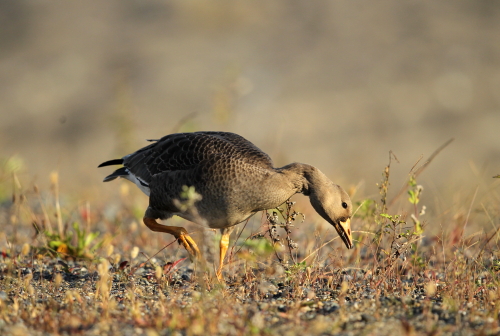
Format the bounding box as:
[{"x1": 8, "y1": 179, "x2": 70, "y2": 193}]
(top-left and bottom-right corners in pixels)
[{"x1": 0, "y1": 169, "x2": 499, "y2": 336}]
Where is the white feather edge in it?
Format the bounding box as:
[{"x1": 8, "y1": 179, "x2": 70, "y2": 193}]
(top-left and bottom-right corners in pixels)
[{"x1": 123, "y1": 168, "x2": 150, "y2": 196}]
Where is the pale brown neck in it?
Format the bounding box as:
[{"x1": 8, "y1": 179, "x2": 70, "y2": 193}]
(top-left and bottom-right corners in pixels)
[{"x1": 276, "y1": 162, "x2": 321, "y2": 196}]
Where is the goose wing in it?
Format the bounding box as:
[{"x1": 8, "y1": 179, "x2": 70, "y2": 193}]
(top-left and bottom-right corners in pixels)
[{"x1": 99, "y1": 132, "x2": 273, "y2": 186}]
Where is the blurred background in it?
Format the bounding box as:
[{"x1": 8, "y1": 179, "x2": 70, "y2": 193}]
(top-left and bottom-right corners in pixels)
[{"x1": 1, "y1": 1, "x2": 499, "y2": 210}]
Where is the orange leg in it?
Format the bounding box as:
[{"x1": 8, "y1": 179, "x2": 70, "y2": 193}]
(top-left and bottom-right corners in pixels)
[
  {"x1": 216, "y1": 230, "x2": 231, "y2": 280},
  {"x1": 143, "y1": 217, "x2": 200, "y2": 260}
]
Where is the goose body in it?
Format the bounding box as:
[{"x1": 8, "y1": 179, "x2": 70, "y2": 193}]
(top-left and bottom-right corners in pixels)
[{"x1": 99, "y1": 132, "x2": 353, "y2": 278}]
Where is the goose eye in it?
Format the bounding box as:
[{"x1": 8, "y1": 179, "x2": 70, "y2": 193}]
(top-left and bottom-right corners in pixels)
[{"x1": 342, "y1": 202, "x2": 348, "y2": 209}]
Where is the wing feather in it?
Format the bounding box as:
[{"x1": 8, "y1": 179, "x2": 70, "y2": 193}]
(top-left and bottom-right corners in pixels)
[{"x1": 120, "y1": 132, "x2": 273, "y2": 185}]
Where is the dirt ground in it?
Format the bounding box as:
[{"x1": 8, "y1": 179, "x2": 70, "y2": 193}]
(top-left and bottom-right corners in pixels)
[{"x1": 1, "y1": 168, "x2": 499, "y2": 335}]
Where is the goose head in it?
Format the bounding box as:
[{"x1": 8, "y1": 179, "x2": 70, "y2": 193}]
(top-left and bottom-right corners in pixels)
[
  {"x1": 300, "y1": 166, "x2": 353, "y2": 249},
  {"x1": 309, "y1": 183, "x2": 353, "y2": 249}
]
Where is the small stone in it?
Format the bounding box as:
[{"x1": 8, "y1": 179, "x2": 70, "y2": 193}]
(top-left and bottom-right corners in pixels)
[{"x1": 277, "y1": 304, "x2": 287, "y2": 312}]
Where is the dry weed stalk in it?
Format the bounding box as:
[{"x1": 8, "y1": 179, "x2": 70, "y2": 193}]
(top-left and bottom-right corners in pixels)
[
  {"x1": 266, "y1": 200, "x2": 305, "y2": 267},
  {"x1": 50, "y1": 171, "x2": 65, "y2": 240}
]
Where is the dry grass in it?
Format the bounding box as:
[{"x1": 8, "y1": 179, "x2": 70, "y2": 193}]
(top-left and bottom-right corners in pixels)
[{"x1": 0, "y1": 155, "x2": 499, "y2": 336}]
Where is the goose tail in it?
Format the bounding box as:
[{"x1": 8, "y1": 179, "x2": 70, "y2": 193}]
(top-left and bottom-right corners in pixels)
[
  {"x1": 102, "y1": 167, "x2": 129, "y2": 182},
  {"x1": 98, "y1": 159, "x2": 124, "y2": 168},
  {"x1": 98, "y1": 159, "x2": 128, "y2": 182}
]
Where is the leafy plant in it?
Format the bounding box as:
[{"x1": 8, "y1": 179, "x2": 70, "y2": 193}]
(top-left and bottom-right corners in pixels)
[
  {"x1": 284, "y1": 261, "x2": 307, "y2": 276},
  {"x1": 37, "y1": 221, "x2": 104, "y2": 260},
  {"x1": 365, "y1": 150, "x2": 434, "y2": 272},
  {"x1": 238, "y1": 237, "x2": 275, "y2": 261}
]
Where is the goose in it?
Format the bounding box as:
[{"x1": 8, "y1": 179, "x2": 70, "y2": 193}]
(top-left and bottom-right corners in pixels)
[{"x1": 99, "y1": 131, "x2": 353, "y2": 279}]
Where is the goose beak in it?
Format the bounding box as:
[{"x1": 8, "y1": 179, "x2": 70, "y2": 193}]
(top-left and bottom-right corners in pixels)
[{"x1": 335, "y1": 218, "x2": 353, "y2": 249}]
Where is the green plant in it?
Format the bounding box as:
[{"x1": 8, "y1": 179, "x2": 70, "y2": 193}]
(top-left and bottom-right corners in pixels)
[
  {"x1": 241, "y1": 237, "x2": 275, "y2": 258},
  {"x1": 363, "y1": 150, "x2": 435, "y2": 272},
  {"x1": 36, "y1": 221, "x2": 103, "y2": 260},
  {"x1": 284, "y1": 261, "x2": 307, "y2": 278}
]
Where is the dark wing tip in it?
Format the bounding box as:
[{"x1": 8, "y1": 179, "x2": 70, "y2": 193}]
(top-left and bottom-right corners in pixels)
[
  {"x1": 102, "y1": 167, "x2": 129, "y2": 182},
  {"x1": 98, "y1": 159, "x2": 124, "y2": 168},
  {"x1": 103, "y1": 175, "x2": 118, "y2": 182}
]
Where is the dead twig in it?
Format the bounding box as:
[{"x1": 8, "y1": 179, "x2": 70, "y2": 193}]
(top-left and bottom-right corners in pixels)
[{"x1": 389, "y1": 138, "x2": 454, "y2": 207}]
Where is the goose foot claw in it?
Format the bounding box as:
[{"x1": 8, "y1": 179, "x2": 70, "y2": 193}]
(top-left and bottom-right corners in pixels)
[
  {"x1": 176, "y1": 232, "x2": 201, "y2": 261},
  {"x1": 143, "y1": 217, "x2": 201, "y2": 261}
]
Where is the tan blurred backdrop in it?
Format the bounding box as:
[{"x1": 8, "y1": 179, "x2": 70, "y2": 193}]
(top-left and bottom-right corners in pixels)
[{"x1": 0, "y1": 1, "x2": 499, "y2": 205}]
